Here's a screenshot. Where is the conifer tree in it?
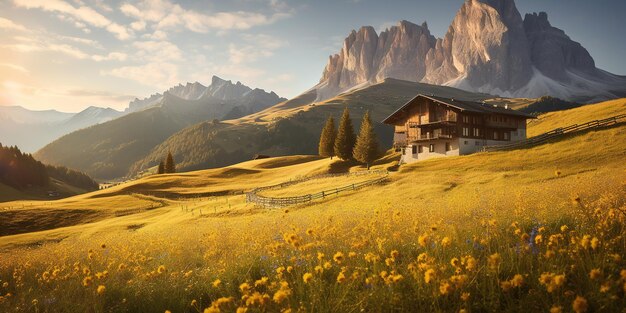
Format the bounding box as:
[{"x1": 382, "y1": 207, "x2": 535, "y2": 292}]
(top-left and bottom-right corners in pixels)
[
  {"x1": 353, "y1": 110, "x2": 379, "y2": 169},
  {"x1": 164, "y1": 152, "x2": 176, "y2": 173},
  {"x1": 157, "y1": 161, "x2": 165, "y2": 174},
  {"x1": 334, "y1": 108, "x2": 356, "y2": 160},
  {"x1": 318, "y1": 115, "x2": 336, "y2": 159}
]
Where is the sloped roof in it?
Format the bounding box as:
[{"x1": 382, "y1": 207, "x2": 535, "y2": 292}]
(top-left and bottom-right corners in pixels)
[{"x1": 382, "y1": 94, "x2": 535, "y2": 124}]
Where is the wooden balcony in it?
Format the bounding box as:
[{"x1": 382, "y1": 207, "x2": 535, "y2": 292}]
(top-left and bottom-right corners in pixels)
[
  {"x1": 407, "y1": 119, "x2": 456, "y2": 128},
  {"x1": 393, "y1": 133, "x2": 455, "y2": 147},
  {"x1": 408, "y1": 134, "x2": 454, "y2": 142}
]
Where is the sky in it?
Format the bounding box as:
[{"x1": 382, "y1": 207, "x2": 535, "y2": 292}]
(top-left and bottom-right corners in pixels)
[{"x1": 0, "y1": 0, "x2": 625, "y2": 113}]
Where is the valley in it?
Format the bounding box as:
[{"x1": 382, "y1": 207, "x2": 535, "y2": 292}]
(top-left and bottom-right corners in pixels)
[{"x1": 1, "y1": 99, "x2": 624, "y2": 312}]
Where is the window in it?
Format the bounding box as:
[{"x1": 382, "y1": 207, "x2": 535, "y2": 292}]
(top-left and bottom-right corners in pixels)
[
  {"x1": 418, "y1": 145, "x2": 423, "y2": 153},
  {"x1": 429, "y1": 144, "x2": 435, "y2": 152},
  {"x1": 462, "y1": 116, "x2": 470, "y2": 123},
  {"x1": 462, "y1": 127, "x2": 469, "y2": 136},
  {"x1": 494, "y1": 131, "x2": 499, "y2": 140},
  {"x1": 412, "y1": 145, "x2": 417, "y2": 154},
  {"x1": 503, "y1": 132, "x2": 509, "y2": 140},
  {"x1": 445, "y1": 142, "x2": 451, "y2": 151},
  {"x1": 473, "y1": 128, "x2": 480, "y2": 137},
  {"x1": 464, "y1": 140, "x2": 468, "y2": 145}
]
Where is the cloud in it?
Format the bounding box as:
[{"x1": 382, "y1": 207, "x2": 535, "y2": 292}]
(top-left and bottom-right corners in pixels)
[
  {"x1": 130, "y1": 20, "x2": 146, "y2": 31},
  {"x1": 4, "y1": 40, "x2": 126, "y2": 62},
  {"x1": 0, "y1": 17, "x2": 28, "y2": 31},
  {"x1": 0, "y1": 63, "x2": 29, "y2": 74},
  {"x1": 132, "y1": 40, "x2": 182, "y2": 62},
  {"x1": 13, "y1": 0, "x2": 132, "y2": 40},
  {"x1": 102, "y1": 62, "x2": 179, "y2": 89},
  {"x1": 120, "y1": 0, "x2": 292, "y2": 33},
  {"x1": 142, "y1": 30, "x2": 167, "y2": 40},
  {"x1": 228, "y1": 34, "x2": 288, "y2": 64},
  {"x1": 65, "y1": 88, "x2": 135, "y2": 102}
]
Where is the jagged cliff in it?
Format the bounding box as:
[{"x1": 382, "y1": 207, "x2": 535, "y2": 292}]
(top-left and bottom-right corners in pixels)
[{"x1": 315, "y1": 0, "x2": 626, "y2": 102}]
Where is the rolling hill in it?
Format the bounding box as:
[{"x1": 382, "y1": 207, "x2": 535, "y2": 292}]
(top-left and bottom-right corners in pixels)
[
  {"x1": 0, "y1": 98, "x2": 624, "y2": 312},
  {"x1": 129, "y1": 79, "x2": 494, "y2": 176}
]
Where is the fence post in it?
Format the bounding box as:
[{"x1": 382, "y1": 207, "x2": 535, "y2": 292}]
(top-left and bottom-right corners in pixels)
[
  {"x1": 322, "y1": 191, "x2": 325, "y2": 198},
  {"x1": 352, "y1": 184, "x2": 355, "y2": 190}
]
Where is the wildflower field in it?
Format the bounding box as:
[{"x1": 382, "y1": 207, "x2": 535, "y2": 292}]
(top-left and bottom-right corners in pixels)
[{"x1": 0, "y1": 99, "x2": 625, "y2": 312}]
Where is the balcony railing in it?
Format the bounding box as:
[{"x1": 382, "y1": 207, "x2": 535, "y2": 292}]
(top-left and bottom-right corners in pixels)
[
  {"x1": 408, "y1": 119, "x2": 457, "y2": 128},
  {"x1": 394, "y1": 133, "x2": 455, "y2": 146},
  {"x1": 409, "y1": 134, "x2": 454, "y2": 141}
]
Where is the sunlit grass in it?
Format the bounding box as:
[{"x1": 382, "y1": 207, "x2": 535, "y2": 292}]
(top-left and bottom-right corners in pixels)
[{"x1": 0, "y1": 100, "x2": 625, "y2": 312}]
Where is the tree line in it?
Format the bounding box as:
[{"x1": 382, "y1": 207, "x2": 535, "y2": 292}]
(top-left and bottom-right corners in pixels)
[
  {"x1": 0, "y1": 143, "x2": 98, "y2": 191},
  {"x1": 318, "y1": 108, "x2": 380, "y2": 169}
]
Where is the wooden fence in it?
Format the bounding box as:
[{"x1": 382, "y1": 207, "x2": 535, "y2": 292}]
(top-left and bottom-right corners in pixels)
[
  {"x1": 246, "y1": 170, "x2": 389, "y2": 208},
  {"x1": 482, "y1": 113, "x2": 626, "y2": 152}
]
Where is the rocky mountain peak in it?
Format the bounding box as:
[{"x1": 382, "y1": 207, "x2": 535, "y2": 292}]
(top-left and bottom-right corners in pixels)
[{"x1": 313, "y1": 0, "x2": 626, "y2": 102}]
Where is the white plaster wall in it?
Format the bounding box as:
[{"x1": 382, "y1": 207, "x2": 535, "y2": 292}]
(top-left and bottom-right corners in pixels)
[{"x1": 400, "y1": 140, "x2": 459, "y2": 163}]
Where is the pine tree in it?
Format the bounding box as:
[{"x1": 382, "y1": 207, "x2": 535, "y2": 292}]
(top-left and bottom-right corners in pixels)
[
  {"x1": 157, "y1": 161, "x2": 165, "y2": 174},
  {"x1": 164, "y1": 152, "x2": 176, "y2": 173},
  {"x1": 334, "y1": 108, "x2": 356, "y2": 160},
  {"x1": 318, "y1": 115, "x2": 336, "y2": 159},
  {"x1": 353, "y1": 110, "x2": 379, "y2": 169}
]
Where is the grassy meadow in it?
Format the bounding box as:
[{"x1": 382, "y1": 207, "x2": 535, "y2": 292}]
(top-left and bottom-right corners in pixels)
[{"x1": 0, "y1": 99, "x2": 625, "y2": 312}]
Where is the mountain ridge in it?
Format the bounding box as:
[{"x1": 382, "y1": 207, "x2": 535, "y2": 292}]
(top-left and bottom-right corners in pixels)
[
  {"x1": 313, "y1": 0, "x2": 626, "y2": 103},
  {"x1": 34, "y1": 77, "x2": 286, "y2": 180}
]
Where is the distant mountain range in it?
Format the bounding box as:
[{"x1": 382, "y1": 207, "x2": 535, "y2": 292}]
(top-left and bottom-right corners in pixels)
[
  {"x1": 313, "y1": 0, "x2": 626, "y2": 103},
  {"x1": 0, "y1": 105, "x2": 122, "y2": 152},
  {"x1": 34, "y1": 76, "x2": 285, "y2": 179}
]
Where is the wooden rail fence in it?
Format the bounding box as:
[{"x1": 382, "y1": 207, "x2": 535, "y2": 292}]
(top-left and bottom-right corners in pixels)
[
  {"x1": 246, "y1": 170, "x2": 389, "y2": 208},
  {"x1": 482, "y1": 113, "x2": 626, "y2": 152}
]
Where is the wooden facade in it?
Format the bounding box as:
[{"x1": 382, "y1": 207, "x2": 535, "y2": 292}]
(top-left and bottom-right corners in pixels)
[{"x1": 383, "y1": 94, "x2": 534, "y2": 163}]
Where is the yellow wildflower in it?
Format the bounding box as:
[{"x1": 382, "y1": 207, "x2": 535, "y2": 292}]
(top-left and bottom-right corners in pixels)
[
  {"x1": 333, "y1": 252, "x2": 344, "y2": 264},
  {"x1": 488, "y1": 253, "x2": 501, "y2": 270},
  {"x1": 418, "y1": 234, "x2": 429, "y2": 247},
  {"x1": 550, "y1": 306, "x2": 562, "y2": 313},
  {"x1": 441, "y1": 237, "x2": 451, "y2": 248},
  {"x1": 460, "y1": 292, "x2": 470, "y2": 301},
  {"x1": 96, "y1": 285, "x2": 106, "y2": 295},
  {"x1": 336, "y1": 272, "x2": 346, "y2": 283},
  {"x1": 212, "y1": 279, "x2": 221, "y2": 288},
  {"x1": 273, "y1": 290, "x2": 289, "y2": 303},
  {"x1": 500, "y1": 280, "x2": 512, "y2": 292},
  {"x1": 439, "y1": 281, "x2": 453, "y2": 295},
  {"x1": 589, "y1": 269, "x2": 602, "y2": 280},
  {"x1": 254, "y1": 277, "x2": 269, "y2": 287},
  {"x1": 424, "y1": 269, "x2": 436, "y2": 284},
  {"x1": 590, "y1": 237, "x2": 600, "y2": 250},
  {"x1": 239, "y1": 282, "x2": 251, "y2": 294},
  {"x1": 510, "y1": 274, "x2": 524, "y2": 287},
  {"x1": 302, "y1": 273, "x2": 313, "y2": 283},
  {"x1": 572, "y1": 296, "x2": 588, "y2": 313}
]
